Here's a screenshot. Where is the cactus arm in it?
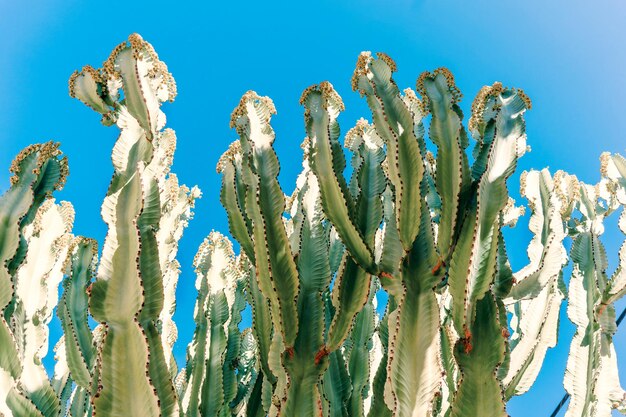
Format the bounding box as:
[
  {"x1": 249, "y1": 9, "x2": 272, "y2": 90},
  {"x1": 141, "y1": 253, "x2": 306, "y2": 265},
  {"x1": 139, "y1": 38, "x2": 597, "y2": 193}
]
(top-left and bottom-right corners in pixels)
[
  {"x1": 180, "y1": 233, "x2": 242, "y2": 416},
  {"x1": 318, "y1": 293, "x2": 350, "y2": 417},
  {"x1": 68, "y1": 386, "x2": 92, "y2": 417},
  {"x1": 507, "y1": 170, "x2": 575, "y2": 300},
  {"x1": 219, "y1": 145, "x2": 275, "y2": 399},
  {"x1": 151, "y1": 134, "x2": 200, "y2": 377},
  {"x1": 384, "y1": 203, "x2": 443, "y2": 417},
  {"x1": 7, "y1": 199, "x2": 74, "y2": 417},
  {"x1": 327, "y1": 120, "x2": 386, "y2": 350},
  {"x1": 136, "y1": 177, "x2": 164, "y2": 321},
  {"x1": 179, "y1": 249, "x2": 210, "y2": 416},
  {"x1": 136, "y1": 173, "x2": 179, "y2": 417},
  {"x1": 377, "y1": 188, "x2": 404, "y2": 290},
  {"x1": 327, "y1": 258, "x2": 369, "y2": 351},
  {"x1": 564, "y1": 230, "x2": 603, "y2": 417},
  {"x1": 0, "y1": 144, "x2": 68, "y2": 416},
  {"x1": 416, "y1": 69, "x2": 470, "y2": 258},
  {"x1": 321, "y1": 350, "x2": 351, "y2": 417},
  {"x1": 363, "y1": 330, "x2": 384, "y2": 416},
  {"x1": 449, "y1": 293, "x2": 507, "y2": 417},
  {"x1": 434, "y1": 317, "x2": 458, "y2": 417},
  {"x1": 231, "y1": 329, "x2": 259, "y2": 415},
  {"x1": 302, "y1": 84, "x2": 376, "y2": 273},
  {"x1": 86, "y1": 83, "x2": 172, "y2": 417},
  {"x1": 51, "y1": 338, "x2": 73, "y2": 416},
  {"x1": 346, "y1": 280, "x2": 378, "y2": 417},
  {"x1": 345, "y1": 120, "x2": 386, "y2": 248},
  {"x1": 58, "y1": 238, "x2": 97, "y2": 391},
  {"x1": 89, "y1": 167, "x2": 161, "y2": 417},
  {"x1": 493, "y1": 227, "x2": 515, "y2": 298},
  {"x1": 281, "y1": 169, "x2": 330, "y2": 417},
  {"x1": 385, "y1": 272, "x2": 441, "y2": 416},
  {"x1": 231, "y1": 91, "x2": 300, "y2": 348},
  {"x1": 218, "y1": 141, "x2": 255, "y2": 261},
  {"x1": 502, "y1": 276, "x2": 564, "y2": 398},
  {"x1": 366, "y1": 299, "x2": 394, "y2": 417},
  {"x1": 563, "y1": 179, "x2": 626, "y2": 417},
  {"x1": 198, "y1": 293, "x2": 229, "y2": 417},
  {"x1": 600, "y1": 154, "x2": 626, "y2": 303},
  {"x1": 1, "y1": 145, "x2": 66, "y2": 362},
  {"x1": 6, "y1": 143, "x2": 69, "y2": 276},
  {"x1": 5, "y1": 392, "x2": 47, "y2": 417},
  {"x1": 245, "y1": 257, "x2": 275, "y2": 390},
  {"x1": 321, "y1": 351, "x2": 350, "y2": 417},
  {"x1": 448, "y1": 87, "x2": 529, "y2": 336},
  {"x1": 68, "y1": 65, "x2": 111, "y2": 116},
  {"x1": 594, "y1": 343, "x2": 626, "y2": 416},
  {"x1": 245, "y1": 375, "x2": 265, "y2": 417},
  {"x1": 109, "y1": 35, "x2": 174, "y2": 140},
  {"x1": 352, "y1": 53, "x2": 425, "y2": 251},
  {"x1": 222, "y1": 275, "x2": 247, "y2": 416},
  {"x1": 605, "y1": 209, "x2": 626, "y2": 304}
]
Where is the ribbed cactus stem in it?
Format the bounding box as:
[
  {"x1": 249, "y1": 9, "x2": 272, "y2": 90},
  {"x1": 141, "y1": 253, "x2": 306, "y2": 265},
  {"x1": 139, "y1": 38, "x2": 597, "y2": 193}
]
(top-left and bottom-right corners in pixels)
[
  {"x1": 0, "y1": 142, "x2": 68, "y2": 416},
  {"x1": 70, "y1": 33, "x2": 194, "y2": 417}
]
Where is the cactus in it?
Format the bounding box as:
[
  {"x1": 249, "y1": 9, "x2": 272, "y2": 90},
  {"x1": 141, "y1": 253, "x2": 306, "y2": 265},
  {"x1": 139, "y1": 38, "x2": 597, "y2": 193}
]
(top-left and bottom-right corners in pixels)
[
  {"x1": 557, "y1": 154, "x2": 626, "y2": 417},
  {"x1": 0, "y1": 142, "x2": 70, "y2": 416},
  {"x1": 2, "y1": 33, "x2": 626, "y2": 417},
  {"x1": 67, "y1": 34, "x2": 200, "y2": 417}
]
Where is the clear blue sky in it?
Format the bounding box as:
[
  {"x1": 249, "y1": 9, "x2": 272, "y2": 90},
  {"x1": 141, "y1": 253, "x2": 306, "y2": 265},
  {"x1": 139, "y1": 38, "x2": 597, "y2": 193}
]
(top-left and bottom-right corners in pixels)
[{"x1": 1, "y1": 1, "x2": 625, "y2": 416}]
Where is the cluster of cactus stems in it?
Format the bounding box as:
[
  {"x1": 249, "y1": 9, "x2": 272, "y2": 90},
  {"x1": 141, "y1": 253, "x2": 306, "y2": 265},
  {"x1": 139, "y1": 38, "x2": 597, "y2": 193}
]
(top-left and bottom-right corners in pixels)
[{"x1": 1, "y1": 34, "x2": 626, "y2": 417}]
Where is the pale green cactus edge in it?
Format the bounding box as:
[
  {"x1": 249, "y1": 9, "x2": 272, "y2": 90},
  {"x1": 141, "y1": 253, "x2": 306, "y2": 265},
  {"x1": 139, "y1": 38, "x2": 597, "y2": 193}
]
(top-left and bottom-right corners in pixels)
[{"x1": 1, "y1": 33, "x2": 626, "y2": 417}]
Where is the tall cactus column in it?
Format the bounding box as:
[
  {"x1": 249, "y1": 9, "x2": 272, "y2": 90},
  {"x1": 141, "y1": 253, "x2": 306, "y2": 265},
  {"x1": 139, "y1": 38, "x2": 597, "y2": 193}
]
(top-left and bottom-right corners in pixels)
[
  {"x1": 0, "y1": 142, "x2": 70, "y2": 416},
  {"x1": 69, "y1": 34, "x2": 198, "y2": 417}
]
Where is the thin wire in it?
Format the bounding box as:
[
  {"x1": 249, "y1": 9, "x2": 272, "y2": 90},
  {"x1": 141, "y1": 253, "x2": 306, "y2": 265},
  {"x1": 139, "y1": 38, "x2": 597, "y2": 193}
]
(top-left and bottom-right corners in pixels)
[{"x1": 548, "y1": 306, "x2": 626, "y2": 417}]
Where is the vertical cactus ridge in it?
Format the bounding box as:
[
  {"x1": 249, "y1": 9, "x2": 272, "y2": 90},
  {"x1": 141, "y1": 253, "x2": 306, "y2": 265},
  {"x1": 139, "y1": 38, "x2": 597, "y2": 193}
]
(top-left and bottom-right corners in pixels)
[
  {"x1": 244, "y1": 253, "x2": 275, "y2": 391},
  {"x1": 353, "y1": 53, "x2": 425, "y2": 252},
  {"x1": 7, "y1": 199, "x2": 74, "y2": 417},
  {"x1": 366, "y1": 297, "x2": 395, "y2": 417},
  {"x1": 416, "y1": 68, "x2": 470, "y2": 259},
  {"x1": 157, "y1": 174, "x2": 200, "y2": 375},
  {"x1": 58, "y1": 238, "x2": 98, "y2": 392},
  {"x1": 447, "y1": 87, "x2": 530, "y2": 337},
  {"x1": 218, "y1": 141, "x2": 255, "y2": 262},
  {"x1": 564, "y1": 230, "x2": 604, "y2": 417},
  {"x1": 223, "y1": 276, "x2": 249, "y2": 415},
  {"x1": 68, "y1": 34, "x2": 199, "y2": 417},
  {"x1": 0, "y1": 143, "x2": 69, "y2": 416},
  {"x1": 302, "y1": 83, "x2": 376, "y2": 274},
  {"x1": 435, "y1": 315, "x2": 459, "y2": 417},
  {"x1": 327, "y1": 120, "x2": 386, "y2": 350},
  {"x1": 507, "y1": 169, "x2": 575, "y2": 300},
  {"x1": 503, "y1": 275, "x2": 564, "y2": 398},
  {"x1": 51, "y1": 337, "x2": 73, "y2": 416},
  {"x1": 377, "y1": 188, "x2": 404, "y2": 289},
  {"x1": 384, "y1": 195, "x2": 443, "y2": 417},
  {"x1": 600, "y1": 153, "x2": 626, "y2": 305},
  {"x1": 561, "y1": 177, "x2": 626, "y2": 417},
  {"x1": 280, "y1": 165, "x2": 329, "y2": 417},
  {"x1": 89, "y1": 165, "x2": 161, "y2": 417},
  {"x1": 180, "y1": 232, "x2": 248, "y2": 417},
  {"x1": 345, "y1": 279, "x2": 379, "y2": 417},
  {"x1": 230, "y1": 91, "x2": 300, "y2": 349},
  {"x1": 321, "y1": 292, "x2": 351, "y2": 417},
  {"x1": 6, "y1": 142, "x2": 69, "y2": 276}
]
